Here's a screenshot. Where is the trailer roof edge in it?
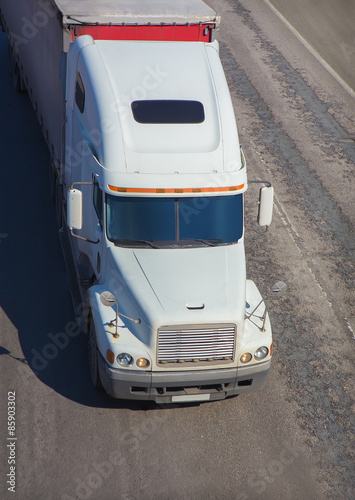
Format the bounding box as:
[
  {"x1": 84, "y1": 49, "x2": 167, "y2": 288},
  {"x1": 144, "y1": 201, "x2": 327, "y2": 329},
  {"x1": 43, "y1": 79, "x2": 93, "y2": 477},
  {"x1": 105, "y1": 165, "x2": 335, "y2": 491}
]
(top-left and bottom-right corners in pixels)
[{"x1": 51, "y1": 0, "x2": 220, "y2": 29}]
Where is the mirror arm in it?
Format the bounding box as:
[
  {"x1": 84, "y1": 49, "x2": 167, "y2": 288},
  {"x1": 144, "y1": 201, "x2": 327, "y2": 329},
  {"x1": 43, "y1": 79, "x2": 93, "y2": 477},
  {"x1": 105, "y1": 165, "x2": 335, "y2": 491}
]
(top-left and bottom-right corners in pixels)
[
  {"x1": 249, "y1": 180, "x2": 272, "y2": 188},
  {"x1": 246, "y1": 281, "x2": 287, "y2": 331},
  {"x1": 70, "y1": 228, "x2": 100, "y2": 244},
  {"x1": 246, "y1": 298, "x2": 263, "y2": 319},
  {"x1": 70, "y1": 181, "x2": 93, "y2": 190},
  {"x1": 261, "y1": 305, "x2": 267, "y2": 332}
]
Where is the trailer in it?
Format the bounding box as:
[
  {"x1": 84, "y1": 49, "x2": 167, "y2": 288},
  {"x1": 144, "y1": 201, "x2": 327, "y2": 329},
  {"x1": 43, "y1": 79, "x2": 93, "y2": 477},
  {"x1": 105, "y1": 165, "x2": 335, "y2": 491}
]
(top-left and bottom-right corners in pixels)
[{"x1": 1, "y1": 0, "x2": 276, "y2": 403}]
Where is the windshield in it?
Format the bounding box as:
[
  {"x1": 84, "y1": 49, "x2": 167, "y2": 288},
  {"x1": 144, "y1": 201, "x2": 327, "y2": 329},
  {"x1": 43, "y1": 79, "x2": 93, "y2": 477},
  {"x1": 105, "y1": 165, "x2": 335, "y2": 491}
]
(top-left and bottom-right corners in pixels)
[{"x1": 106, "y1": 195, "x2": 243, "y2": 248}]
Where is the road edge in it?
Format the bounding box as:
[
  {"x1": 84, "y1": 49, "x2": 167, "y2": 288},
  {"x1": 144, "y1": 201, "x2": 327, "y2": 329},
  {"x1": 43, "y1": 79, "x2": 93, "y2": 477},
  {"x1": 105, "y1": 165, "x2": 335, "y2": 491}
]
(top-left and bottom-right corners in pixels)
[{"x1": 263, "y1": 0, "x2": 355, "y2": 99}]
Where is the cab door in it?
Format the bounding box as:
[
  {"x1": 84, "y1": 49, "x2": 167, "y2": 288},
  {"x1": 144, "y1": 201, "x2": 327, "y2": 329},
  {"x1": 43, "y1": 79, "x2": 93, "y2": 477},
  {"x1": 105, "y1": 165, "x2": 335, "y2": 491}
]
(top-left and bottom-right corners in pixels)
[{"x1": 65, "y1": 37, "x2": 105, "y2": 280}]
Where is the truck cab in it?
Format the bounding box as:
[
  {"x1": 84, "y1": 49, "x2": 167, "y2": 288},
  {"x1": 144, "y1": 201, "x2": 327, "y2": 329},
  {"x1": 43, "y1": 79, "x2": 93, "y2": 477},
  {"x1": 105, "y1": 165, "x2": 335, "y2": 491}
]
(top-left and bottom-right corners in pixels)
[{"x1": 65, "y1": 35, "x2": 273, "y2": 403}]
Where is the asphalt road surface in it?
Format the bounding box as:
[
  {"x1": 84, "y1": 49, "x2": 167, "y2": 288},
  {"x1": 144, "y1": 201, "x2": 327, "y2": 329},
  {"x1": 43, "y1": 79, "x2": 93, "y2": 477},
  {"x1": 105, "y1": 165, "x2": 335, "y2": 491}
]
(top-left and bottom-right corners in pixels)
[
  {"x1": 0, "y1": 0, "x2": 354, "y2": 499},
  {"x1": 267, "y1": 0, "x2": 355, "y2": 93}
]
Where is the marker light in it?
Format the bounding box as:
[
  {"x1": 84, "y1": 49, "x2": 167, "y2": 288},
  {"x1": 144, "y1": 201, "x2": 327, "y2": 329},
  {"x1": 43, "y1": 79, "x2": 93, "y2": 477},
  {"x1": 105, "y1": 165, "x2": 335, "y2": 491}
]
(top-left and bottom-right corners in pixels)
[
  {"x1": 108, "y1": 184, "x2": 244, "y2": 194},
  {"x1": 240, "y1": 353, "x2": 252, "y2": 364},
  {"x1": 117, "y1": 353, "x2": 133, "y2": 366},
  {"x1": 136, "y1": 358, "x2": 150, "y2": 368},
  {"x1": 106, "y1": 349, "x2": 115, "y2": 364},
  {"x1": 254, "y1": 346, "x2": 269, "y2": 360}
]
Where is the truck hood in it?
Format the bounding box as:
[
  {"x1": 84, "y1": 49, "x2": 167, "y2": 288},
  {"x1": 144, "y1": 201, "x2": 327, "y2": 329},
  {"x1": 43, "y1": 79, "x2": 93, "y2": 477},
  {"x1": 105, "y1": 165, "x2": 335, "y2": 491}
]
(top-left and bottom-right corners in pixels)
[{"x1": 107, "y1": 243, "x2": 246, "y2": 339}]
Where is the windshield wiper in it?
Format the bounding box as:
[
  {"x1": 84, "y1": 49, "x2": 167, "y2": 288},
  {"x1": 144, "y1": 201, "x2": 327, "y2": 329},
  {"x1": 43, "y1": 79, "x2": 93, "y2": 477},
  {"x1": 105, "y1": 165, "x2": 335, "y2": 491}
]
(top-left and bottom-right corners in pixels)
[
  {"x1": 180, "y1": 238, "x2": 220, "y2": 247},
  {"x1": 115, "y1": 239, "x2": 159, "y2": 249}
]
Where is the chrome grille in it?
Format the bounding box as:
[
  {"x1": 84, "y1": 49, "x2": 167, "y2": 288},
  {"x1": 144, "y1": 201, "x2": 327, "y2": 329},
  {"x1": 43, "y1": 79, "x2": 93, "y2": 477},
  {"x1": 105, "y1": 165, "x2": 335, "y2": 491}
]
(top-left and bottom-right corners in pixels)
[{"x1": 158, "y1": 324, "x2": 236, "y2": 364}]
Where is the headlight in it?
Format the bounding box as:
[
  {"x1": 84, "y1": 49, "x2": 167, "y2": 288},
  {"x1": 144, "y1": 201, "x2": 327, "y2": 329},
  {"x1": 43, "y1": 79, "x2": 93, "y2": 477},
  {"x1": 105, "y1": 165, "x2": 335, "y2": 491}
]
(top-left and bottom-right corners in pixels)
[
  {"x1": 240, "y1": 352, "x2": 252, "y2": 364},
  {"x1": 117, "y1": 353, "x2": 133, "y2": 366},
  {"x1": 254, "y1": 346, "x2": 268, "y2": 360}
]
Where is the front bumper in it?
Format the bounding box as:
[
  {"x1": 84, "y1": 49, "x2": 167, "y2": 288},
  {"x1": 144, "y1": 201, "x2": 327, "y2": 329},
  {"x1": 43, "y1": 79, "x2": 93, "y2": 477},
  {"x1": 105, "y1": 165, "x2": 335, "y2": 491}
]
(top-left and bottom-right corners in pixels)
[{"x1": 98, "y1": 354, "x2": 270, "y2": 403}]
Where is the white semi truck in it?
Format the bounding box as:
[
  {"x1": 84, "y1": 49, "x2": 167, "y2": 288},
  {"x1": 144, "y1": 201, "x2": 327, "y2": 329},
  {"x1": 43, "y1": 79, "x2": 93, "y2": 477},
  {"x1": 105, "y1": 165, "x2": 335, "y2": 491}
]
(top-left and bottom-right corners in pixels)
[{"x1": 1, "y1": 0, "x2": 276, "y2": 403}]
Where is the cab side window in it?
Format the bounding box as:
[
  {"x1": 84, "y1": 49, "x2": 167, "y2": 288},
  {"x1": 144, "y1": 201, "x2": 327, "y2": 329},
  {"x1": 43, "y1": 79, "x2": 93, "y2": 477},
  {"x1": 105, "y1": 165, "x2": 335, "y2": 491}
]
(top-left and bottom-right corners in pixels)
[
  {"x1": 93, "y1": 178, "x2": 103, "y2": 228},
  {"x1": 75, "y1": 73, "x2": 85, "y2": 113}
]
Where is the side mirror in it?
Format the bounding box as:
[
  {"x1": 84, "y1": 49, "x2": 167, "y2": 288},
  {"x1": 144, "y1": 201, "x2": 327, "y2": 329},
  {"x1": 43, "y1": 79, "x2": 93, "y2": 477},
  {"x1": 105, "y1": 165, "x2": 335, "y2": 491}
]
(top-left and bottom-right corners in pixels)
[
  {"x1": 271, "y1": 281, "x2": 287, "y2": 295},
  {"x1": 100, "y1": 291, "x2": 117, "y2": 307},
  {"x1": 67, "y1": 189, "x2": 83, "y2": 230},
  {"x1": 258, "y1": 186, "x2": 274, "y2": 227}
]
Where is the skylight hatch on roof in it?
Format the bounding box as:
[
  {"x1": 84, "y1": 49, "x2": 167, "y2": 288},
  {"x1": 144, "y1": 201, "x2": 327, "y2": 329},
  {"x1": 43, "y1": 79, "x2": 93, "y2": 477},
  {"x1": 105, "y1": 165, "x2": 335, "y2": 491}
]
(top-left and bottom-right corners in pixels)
[{"x1": 131, "y1": 100, "x2": 205, "y2": 124}]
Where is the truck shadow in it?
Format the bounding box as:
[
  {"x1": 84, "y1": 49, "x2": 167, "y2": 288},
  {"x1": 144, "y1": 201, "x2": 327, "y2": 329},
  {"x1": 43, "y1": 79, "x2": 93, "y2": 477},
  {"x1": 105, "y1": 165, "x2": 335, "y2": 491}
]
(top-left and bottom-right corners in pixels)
[{"x1": 0, "y1": 32, "x2": 156, "y2": 411}]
